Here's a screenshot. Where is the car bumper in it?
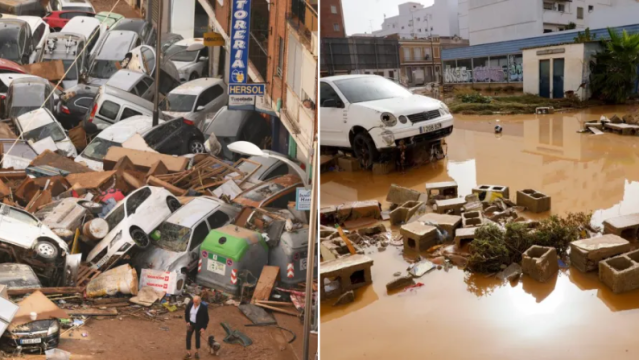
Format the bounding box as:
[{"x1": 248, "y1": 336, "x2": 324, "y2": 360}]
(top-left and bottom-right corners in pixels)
[
  {"x1": 1, "y1": 332, "x2": 60, "y2": 352},
  {"x1": 369, "y1": 115, "x2": 454, "y2": 149}
]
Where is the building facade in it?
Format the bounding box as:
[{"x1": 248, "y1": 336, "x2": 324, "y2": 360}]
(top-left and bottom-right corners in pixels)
[
  {"x1": 321, "y1": 37, "x2": 401, "y2": 81},
  {"x1": 372, "y1": 1, "x2": 460, "y2": 39},
  {"x1": 399, "y1": 36, "x2": 469, "y2": 86},
  {"x1": 320, "y1": 0, "x2": 345, "y2": 38},
  {"x1": 462, "y1": 0, "x2": 639, "y2": 46}
]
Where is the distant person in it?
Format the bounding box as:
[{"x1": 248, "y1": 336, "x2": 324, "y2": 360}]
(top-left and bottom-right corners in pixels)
[{"x1": 184, "y1": 295, "x2": 209, "y2": 359}]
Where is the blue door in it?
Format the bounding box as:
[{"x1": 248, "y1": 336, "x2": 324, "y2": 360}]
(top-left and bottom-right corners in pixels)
[
  {"x1": 553, "y1": 58, "x2": 565, "y2": 99},
  {"x1": 539, "y1": 60, "x2": 551, "y2": 98}
]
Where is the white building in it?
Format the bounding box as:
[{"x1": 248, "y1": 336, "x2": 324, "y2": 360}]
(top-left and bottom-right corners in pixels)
[
  {"x1": 373, "y1": 1, "x2": 460, "y2": 39},
  {"x1": 462, "y1": 0, "x2": 639, "y2": 46}
]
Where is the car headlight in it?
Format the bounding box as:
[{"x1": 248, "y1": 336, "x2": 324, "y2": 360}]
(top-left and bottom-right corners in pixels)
[
  {"x1": 109, "y1": 230, "x2": 122, "y2": 248},
  {"x1": 380, "y1": 113, "x2": 397, "y2": 127},
  {"x1": 439, "y1": 102, "x2": 450, "y2": 115},
  {"x1": 47, "y1": 321, "x2": 59, "y2": 336},
  {"x1": 398, "y1": 115, "x2": 408, "y2": 124}
]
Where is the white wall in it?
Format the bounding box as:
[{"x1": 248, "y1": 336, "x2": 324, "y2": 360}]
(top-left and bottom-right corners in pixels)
[
  {"x1": 458, "y1": 0, "x2": 469, "y2": 39},
  {"x1": 469, "y1": 0, "x2": 541, "y2": 45},
  {"x1": 589, "y1": 1, "x2": 639, "y2": 28},
  {"x1": 170, "y1": 0, "x2": 196, "y2": 39},
  {"x1": 523, "y1": 43, "x2": 587, "y2": 100},
  {"x1": 373, "y1": 0, "x2": 460, "y2": 39}
]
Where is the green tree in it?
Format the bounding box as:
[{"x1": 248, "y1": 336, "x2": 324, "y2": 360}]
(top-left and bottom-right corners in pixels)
[
  {"x1": 574, "y1": 28, "x2": 596, "y2": 43},
  {"x1": 590, "y1": 28, "x2": 639, "y2": 103},
  {"x1": 566, "y1": 22, "x2": 577, "y2": 30}
]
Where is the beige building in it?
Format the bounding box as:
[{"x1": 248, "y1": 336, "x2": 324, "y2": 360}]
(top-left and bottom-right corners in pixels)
[{"x1": 399, "y1": 36, "x2": 468, "y2": 86}]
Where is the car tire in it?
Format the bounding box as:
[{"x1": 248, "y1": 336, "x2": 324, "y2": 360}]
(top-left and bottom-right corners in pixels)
[
  {"x1": 188, "y1": 139, "x2": 205, "y2": 154},
  {"x1": 78, "y1": 200, "x2": 103, "y2": 214},
  {"x1": 189, "y1": 73, "x2": 198, "y2": 81},
  {"x1": 353, "y1": 132, "x2": 379, "y2": 170},
  {"x1": 35, "y1": 239, "x2": 59, "y2": 262},
  {"x1": 167, "y1": 197, "x2": 181, "y2": 212},
  {"x1": 130, "y1": 227, "x2": 150, "y2": 248}
]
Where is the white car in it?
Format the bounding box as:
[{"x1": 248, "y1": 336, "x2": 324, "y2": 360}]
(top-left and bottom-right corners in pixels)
[
  {"x1": 0, "y1": 204, "x2": 69, "y2": 262},
  {"x1": 60, "y1": 16, "x2": 107, "y2": 55},
  {"x1": 162, "y1": 78, "x2": 227, "y2": 128},
  {"x1": 319, "y1": 74, "x2": 453, "y2": 168},
  {"x1": 75, "y1": 115, "x2": 157, "y2": 170},
  {"x1": 48, "y1": 0, "x2": 95, "y2": 13},
  {"x1": 86, "y1": 186, "x2": 182, "y2": 270},
  {"x1": 166, "y1": 38, "x2": 208, "y2": 82},
  {"x1": 16, "y1": 108, "x2": 77, "y2": 157},
  {"x1": 0, "y1": 15, "x2": 51, "y2": 63}
]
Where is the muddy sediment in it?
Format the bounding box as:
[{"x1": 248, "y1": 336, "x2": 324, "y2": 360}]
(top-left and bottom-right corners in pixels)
[{"x1": 321, "y1": 106, "x2": 639, "y2": 360}]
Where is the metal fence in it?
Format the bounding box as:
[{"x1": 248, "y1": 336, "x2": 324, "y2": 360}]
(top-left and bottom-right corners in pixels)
[{"x1": 321, "y1": 37, "x2": 400, "y2": 75}]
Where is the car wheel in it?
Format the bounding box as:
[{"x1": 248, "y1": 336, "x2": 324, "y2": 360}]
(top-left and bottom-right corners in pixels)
[
  {"x1": 35, "y1": 240, "x2": 59, "y2": 262},
  {"x1": 189, "y1": 139, "x2": 205, "y2": 154},
  {"x1": 78, "y1": 200, "x2": 103, "y2": 214},
  {"x1": 166, "y1": 197, "x2": 181, "y2": 212},
  {"x1": 353, "y1": 132, "x2": 379, "y2": 170},
  {"x1": 189, "y1": 73, "x2": 198, "y2": 81},
  {"x1": 130, "y1": 227, "x2": 150, "y2": 248}
]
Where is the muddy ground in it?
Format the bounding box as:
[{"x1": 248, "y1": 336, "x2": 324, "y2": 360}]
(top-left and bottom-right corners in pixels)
[
  {"x1": 4, "y1": 305, "x2": 315, "y2": 360},
  {"x1": 321, "y1": 106, "x2": 639, "y2": 360},
  {"x1": 90, "y1": 0, "x2": 141, "y2": 18}
]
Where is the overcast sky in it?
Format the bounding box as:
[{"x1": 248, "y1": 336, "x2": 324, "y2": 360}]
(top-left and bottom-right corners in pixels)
[{"x1": 342, "y1": 0, "x2": 435, "y2": 35}]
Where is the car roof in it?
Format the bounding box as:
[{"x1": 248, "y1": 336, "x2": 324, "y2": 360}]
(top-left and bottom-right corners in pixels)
[
  {"x1": 95, "y1": 116, "x2": 154, "y2": 142},
  {"x1": 0, "y1": 18, "x2": 28, "y2": 30},
  {"x1": 61, "y1": 16, "x2": 100, "y2": 36},
  {"x1": 0, "y1": 58, "x2": 24, "y2": 73},
  {"x1": 322, "y1": 74, "x2": 372, "y2": 82},
  {"x1": 106, "y1": 70, "x2": 146, "y2": 90},
  {"x1": 17, "y1": 108, "x2": 55, "y2": 132},
  {"x1": 0, "y1": 73, "x2": 34, "y2": 84},
  {"x1": 12, "y1": 76, "x2": 49, "y2": 86},
  {"x1": 112, "y1": 18, "x2": 146, "y2": 32},
  {"x1": 15, "y1": 16, "x2": 43, "y2": 30},
  {"x1": 170, "y1": 78, "x2": 224, "y2": 95},
  {"x1": 60, "y1": 0, "x2": 93, "y2": 6},
  {"x1": 103, "y1": 85, "x2": 154, "y2": 108},
  {"x1": 174, "y1": 38, "x2": 204, "y2": 46},
  {"x1": 236, "y1": 156, "x2": 282, "y2": 179},
  {"x1": 165, "y1": 197, "x2": 223, "y2": 228},
  {"x1": 96, "y1": 30, "x2": 138, "y2": 60},
  {"x1": 96, "y1": 12, "x2": 123, "y2": 19}
]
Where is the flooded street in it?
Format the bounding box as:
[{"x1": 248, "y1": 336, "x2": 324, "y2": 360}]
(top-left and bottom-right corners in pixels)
[{"x1": 320, "y1": 106, "x2": 639, "y2": 360}]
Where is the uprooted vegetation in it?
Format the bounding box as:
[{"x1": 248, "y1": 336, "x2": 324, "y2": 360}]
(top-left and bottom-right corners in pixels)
[
  {"x1": 447, "y1": 91, "x2": 597, "y2": 115},
  {"x1": 466, "y1": 212, "x2": 595, "y2": 273}
]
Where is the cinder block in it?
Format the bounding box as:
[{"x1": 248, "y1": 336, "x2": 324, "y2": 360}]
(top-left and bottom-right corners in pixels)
[
  {"x1": 461, "y1": 211, "x2": 483, "y2": 228},
  {"x1": 516, "y1": 189, "x2": 551, "y2": 213},
  {"x1": 400, "y1": 222, "x2": 438, "y2": 252},
  {"x1": 389, "y1": 201, "x2": 427, "y2": 225},
  {"x1": 603, "y1": 213, "x2": 639, "y2": 242},
  {"x1": 337, "y1": 157, "x2": 360, "y2": 172},
  {"x1": 417, "y1": 213, "x2": 461, "y2": 239},
  {"x1": 454, "y1": 227, "x2": 477, "y2": 249},
  {"x1": 372, "y1": 162, "x2": 395, "y2": 175},
  {"x1": 472, "y1": 184, "x2": 510, "y2": 202},
  {"x1": 435, "y1": 197, "x2": 466, "y2": 215},
  {"x1": 425, "y1": 181, "x2": 458, "y2": 205},
  {"x1": 570, "y1": 234, "x2": 631, "y2": 273},
  {"x1": 320, "y1": 254, "x2": 374, "y2": 299},
  {"x1": 522, "y1": 246, "x2": 558, "y2": 282},
  {"x1": 386, "y1": 184, "x2": 424, "y2": 205},
  {"x1": 599, "y1": 249, "x2": 639, "y2": 294}
]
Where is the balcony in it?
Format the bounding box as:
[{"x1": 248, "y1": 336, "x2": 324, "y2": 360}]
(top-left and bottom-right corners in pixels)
[
  {"x1": 288, "y1": 0, "x2": 318, "y2": 50},
  {"x1": 542, "y1": 9, "x2": 575, "y2": 25}
]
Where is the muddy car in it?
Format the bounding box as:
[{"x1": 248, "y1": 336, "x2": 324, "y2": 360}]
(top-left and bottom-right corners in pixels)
[
  {"x1": 233, "y1": 174, "x2": 304, "y2": 210},
  {"x1": 86, "y1": 186, "x2": 182, "y2": 270},
  {"x1": 133, "y1": 197, "x2": 239, "y2": 274}
]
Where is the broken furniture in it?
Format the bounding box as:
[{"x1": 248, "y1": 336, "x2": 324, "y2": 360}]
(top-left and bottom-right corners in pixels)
[
  {"x1": 516, "y1": 189, "x2": 551, "y2": 213},
  {"x1": 425, "y1": 181, "x2": 458, "y2": 205},
  {"x1": 599, "y1": 249, "x2": 639, "y2": 294},
  {"x1": 320, "y1": 254, "x2": 373, "y2": 299},
  {"x1": 400, "y1": 222, "x2": 438, "y2": 252},
  {"x1": 434, "y1": 197, "x2": 466, "y2": 215},
  {"x1": 521, "y1": 246, "x2": 558, "y2": 283},
  {"x1": 570, "y1": 234, "x2": 631, "y2": 273},
  {"x1": 389, "y1": 200, "x2": 426, "y2": 225},
  {"x1": 472, "y1": 184, "x2": 510, "y2": 202},
  {"x1": 461, "y1": 211, "x2": 483, "y2": 228},
  {"x1": 603, "y1": 213, "x2": 639, "y2": 242}
]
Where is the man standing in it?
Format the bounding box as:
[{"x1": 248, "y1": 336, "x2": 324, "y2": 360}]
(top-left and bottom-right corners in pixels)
[{"x1": 184, "y1": 295, "x2": 209, "y2": 359}]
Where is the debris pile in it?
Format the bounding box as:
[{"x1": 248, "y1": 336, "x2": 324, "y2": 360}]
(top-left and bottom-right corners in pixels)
[{"x1": 582, "y1": 112, "x2": 639, "y2": 136}]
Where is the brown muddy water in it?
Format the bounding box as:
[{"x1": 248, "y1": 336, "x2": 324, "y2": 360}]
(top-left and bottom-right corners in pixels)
[{"x1": 320, "y1": 106, "x2": 639, "y2": 360}]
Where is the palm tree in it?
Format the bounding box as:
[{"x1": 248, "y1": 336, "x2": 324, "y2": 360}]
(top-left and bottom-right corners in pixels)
[{"x1": 590, "y1": 28, "x2": 639, "y2": 103}]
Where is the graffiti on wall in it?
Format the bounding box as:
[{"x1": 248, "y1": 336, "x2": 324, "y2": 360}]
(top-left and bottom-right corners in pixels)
[
  {"x1": 444, "y1": 67, "x2": 472, "y2": 83},
  {"x1": 473, "y1": 66, "x2": 505, "y2": 83},
  {"x1": 509, "y1": 60, "x2": 523, "y2": 82}
]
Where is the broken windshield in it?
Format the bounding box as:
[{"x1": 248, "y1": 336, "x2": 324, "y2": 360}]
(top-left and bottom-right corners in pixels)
[
  {"x1": 81, "y1": 138, "x2": 119, "y2": 161},
  {"x1": 243, "y1": 183, "x2": 286, "y2": 203},
  {"x1": 22, "y1": 123, "x2": 65, "y2": 143},
  {"x1": 153, "y1": 222, "x2": 191, "y2": 252}
]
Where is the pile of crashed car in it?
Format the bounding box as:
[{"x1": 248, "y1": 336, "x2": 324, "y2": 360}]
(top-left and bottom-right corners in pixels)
[{"x1": 0, "y1": 0, "x2": 313, "y2": 354}]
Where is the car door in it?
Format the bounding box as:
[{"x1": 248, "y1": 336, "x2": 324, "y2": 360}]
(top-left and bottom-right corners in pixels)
[
  {"x1": 153, "y1": 120, "x2": 184, "y2": 155},
  {"x1": 203, "y1": 84, "x2": 226, "y2": 118},
  {"x1": 319, "y1": 81, "x2": 350, "y2": 147},
  {"x1": 185, "y1": 220, "x2": 210, "y2": 271},
  {"x1": 125, "y1": 187, "x2": 156, "y2": 233},
  {"x1": 191, "y1": 85, "x2": 221, "y2": 126},
  {"x1": 0, "y1": 206, "x2": 41, "y2": 249}
]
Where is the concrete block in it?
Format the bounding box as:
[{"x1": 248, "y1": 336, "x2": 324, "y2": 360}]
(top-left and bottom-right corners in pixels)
[
  {"x1": 417, "y1": 213, "x2": 462, "y2": 239},
  {"x1": 337, "y1": 157, "x2": 361, "y2": 172},
  {"x1": 516, "y1": 189, "x2": 551, "y2": 213},
  {"x1": 472, "y1": 184, "x2": 510, "y2": 202},
  {"x1": 372, "y1": 162, "x2": 395, "y2": 175},
  {"x1": 570, "y1": 234, "x2": 631, "y2": 273},
  {"x1": 599, "y1": 249, "x2": 639, "y2": 294},
  {"x1": 522, "y1": 246, "x2": 558, "y2": 282},
  {"x1": 389, "y1": 200, "x2": 427, "y2": 225},
  {"x1": 320, "y1": 254, "x2": 374, "y2": 299},
  {"x1": 386, "y1": 275, "x2": 414, "y2": 291},
  {"x1": 335, "y1": 201, "x2": 382, "y2": 221},
  {"x1": 461, "y1": 211, "x2": 484, "y2": 228},
  {"x1": 603, "y1": 213, "x2": 639, "y2": 242},
  {"x1": 386, "y1": 184, "x2": 423, "y2": 205},
  {"x1": 425, "y1": 181, "x2": 458, "y2": 205},
  {"x1": 454, "y1": 227, "x2": 477, "y2": 249},
  {"x1": 435, "y1": 197, "x2": 466, "y2": 215},
  {"x1": 400, "y1": 222, "x2": 438, "y2": 252}
]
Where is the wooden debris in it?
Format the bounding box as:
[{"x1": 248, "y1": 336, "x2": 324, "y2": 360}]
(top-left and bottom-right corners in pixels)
[
  {"x1": 154, "y1": 156, "x2": 248, "y2": 191},
  {"x1": 147, "y1": 175, "x2": 187, "y2": 196},
  {"x1": 8, "y1": 287, "x2": 83, "y2": 296},
  {"x1": 254, "y1": 302, "x2": 299, "y2": 316},
  {"x1": 76, "y1": 264, "x2": 102, "y2": 290},
  {"x1": 66, "y1": 307, "x2": 118, "y2": 316},
  {"x1": 147, "y1": 160, "x2": 168, "y2": 177},
  {"x1": 251, "y1": 266, "x2": 280, "y2": 304},
  {"x1": 589, "y1": 127, "x2": 604, "y2": 135}
]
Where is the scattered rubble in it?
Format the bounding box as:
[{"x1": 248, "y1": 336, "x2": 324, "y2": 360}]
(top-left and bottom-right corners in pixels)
[
  {"x1": 425, "y1": 181, "x2": 458, "y2": 205},
  {"x1": 386, "y1": 184, "x2": 425, "y2": 205},
  {"x1": 603, "y1": 213, "x2": 639, "y2": 242},
  {"x1": 516, "y1": 189, "x2": 551, "y2": 213},
  {"x1": 386, "y1": 275, "x2": 414, "y2": 291},
  {"x1": 521, "y1": 246, "x2": 558, "y2": 283},
  {"x1": 389, "y1": 200, "x2": 427, "y2": 225},
  {"x1": 333, "y1": 290, "x2": 355, "y2": 306},
  {"x1": 570, "y1": 235, "x2": 630, "y2": 273},
  {"x1": 599, "y1": 249, "x2": 639, "y2": 293},
  {"x1": 320, "y1": 254, "x2": 374, "y2": 299}
]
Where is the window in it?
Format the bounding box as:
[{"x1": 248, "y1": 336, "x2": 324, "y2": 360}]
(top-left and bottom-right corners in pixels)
[
  {"x1": 544, "y1": 29, "x2": 553, "y2": 33},
  {"x1": 333, "y1": 23, "x2": 340, "y2": 32},
  {"x1": 557, "y1": 3, "x2": 565, "y2": 12},
  {"x1": 417, "y1": 17, "x2": 420, "y2": 21},
  {"x1": 121, "y1": 107, "x2": 142, "y2": 120},
  {"x1": 588, "y1": 5, "x2": 593, "y2": 12},
  {"x1": 105, "y1": 204, "x2": 126, "y2": 230},
  {"x1": 142, "y1": 77, "x2": 154, "y2": 88},
  {"x1": 401, "y1": 26, "x2": 404, "y2": 30},
  {"x1": 277, "y1": 37, "x2": 284, "y2": 76},
  {"x1": 134, "y1": 80, "x2": 149, "y2": 97},
  {"x1": 577, "y1": 7, "x2": 584, "y2": 19},
  {"x1": 543, "y1": 2, "x2": 553, "y2": 10},
  {"x1": 266, "y1": 189, "x2": 297, "y2": 209},
  {"x1": 189, "y1": 222, "x2": 209, "y2": 251},
  {"x1": 207, "y1": 211, "x2": 230, "y2": 230},
  {"x1": 98, "y1": 101, "x2": 120, "y2": 120},
  {"x1": 403, "y1": 47, "x2": 411, "y2": 61},
  {"x1": 196, "y1": 85, "x2": 223, "y2": 108},
  {"x1": 424, "y1": 47, "x2": 432, "y2": 59},
  {"x1": 7, "y1": 208, "x2": 38, "y2": 226},
  {"x1": 418, "y1": 29, "x2": 421, "y2": 32},
  {"x1": 320, "y1": 82, "x2": 342, "y2": 107},
  {"x1": 75, "y1": 97, "x2": 93, "y2": 109},
  {"x1": 433, "y1": 47, "x2": 440, "y2": 59},
  {"x1": 392, "y1": 24, "x2": 395, "y2": 28},
  {"x1": 33, "y1": 24, "x2": 46, "y2": 45},
  {"x1": 388, "y1": 70, "x2": 394, "y2": 79},
  {"x1": 330, "y1": 5, "x2": 337, "y2": 13},
  {"x1": 408, "y1": 20, "x2": 413, "y2": 26},
  {"x1": 414, "y1": 47, "x2": 422, "y2": 60},
  {"x1": 126, "y1": 187, "x2": 151, "y2": 215}
]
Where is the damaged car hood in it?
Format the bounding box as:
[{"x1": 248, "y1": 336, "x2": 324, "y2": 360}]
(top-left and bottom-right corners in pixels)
[
  {"x1": 353, "y1": 94, "x2": 442, "y2": 116},
  {"x1": 133, "y1": 245, "x2": 185, "y2": 272}
]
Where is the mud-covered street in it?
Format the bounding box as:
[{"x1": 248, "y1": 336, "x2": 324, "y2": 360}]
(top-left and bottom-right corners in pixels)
[{"x1": 320, "y1": 106, "x2": 639, "y2": 360}]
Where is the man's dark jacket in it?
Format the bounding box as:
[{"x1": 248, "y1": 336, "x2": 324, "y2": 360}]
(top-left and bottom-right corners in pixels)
[{"x1": 184, "y1": 302, "x2": 209, "y2": 330}]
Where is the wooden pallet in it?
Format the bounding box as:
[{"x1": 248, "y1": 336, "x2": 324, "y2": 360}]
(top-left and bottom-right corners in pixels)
[
  {"x1": 154, "y1": 156, "x2": 260, "y2": 191},
  {"x1": 76, "y1": 264, "x2": 101, "y2": 290}
]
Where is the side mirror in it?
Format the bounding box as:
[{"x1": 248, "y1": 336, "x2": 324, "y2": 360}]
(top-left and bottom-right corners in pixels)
[
  {"x1": 199, "y1": 56, "x2": 209, "y2": 62},
  {"x1": 196, "y1": 105, "x2": 205, "y2": 111}
]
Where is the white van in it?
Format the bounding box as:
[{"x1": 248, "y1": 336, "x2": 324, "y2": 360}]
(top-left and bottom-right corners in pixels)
[
  {"x1": 16, "y1": 108, "x2": 77, "y2": 157},
  {"x1": 83, "y1": 85, "x2": 162, "y2": 132}
]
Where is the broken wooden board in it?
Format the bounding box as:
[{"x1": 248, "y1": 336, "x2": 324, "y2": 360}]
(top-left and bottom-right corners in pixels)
[
  {"x1": 7, "y1": 287, "x2": 83, "y2": 296},
  {"x1": 251, "y1": 266, "x2": 280, "y2": 304},
  {"x1": 29, "y1": 150, "x2": 93, "y2": 174},
  {"x1": 589, "y1": 127, "x2": 604, "y2": 135},
  {"x1": 65, "y1": 308, "x2": 118, "y2": 316},
  {"x1": 103, "y1": 147, "x2": 188, "y2": 173},
  {"x1": 23, "y1": 61, "x2": 65, "y2": 82},
  {"x1": 66, "y1": 171, "x2": 116, "y2": 190}
]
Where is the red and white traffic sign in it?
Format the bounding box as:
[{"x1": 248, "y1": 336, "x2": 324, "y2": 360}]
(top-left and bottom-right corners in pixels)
[
  {"x1": 230, "y1": 269, "x2": 238, "y2": 284},
  {"x1": 287, "y1": 263, "x2": 294, "y2": 278}
]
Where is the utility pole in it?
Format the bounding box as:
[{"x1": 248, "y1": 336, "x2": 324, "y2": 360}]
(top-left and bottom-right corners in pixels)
[
  {"x1": 152, "y1": 0, "x2": 164, "y2": 127},
  {"x1": 301, "y1": 139, "x2": 318, "y2": 360}
]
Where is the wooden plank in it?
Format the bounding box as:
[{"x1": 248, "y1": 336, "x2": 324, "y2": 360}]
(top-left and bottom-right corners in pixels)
[
  {"x1": 147, "y1": 176, "x2": 187, "y2": 196},
  {"x1": 8, "y1": 287, "x2": 82, "y2": 296},
  {"x1": 589, "y1": 127, "x2": 604, "y2": 135},
  {"x1": 255, "y1": 300, "x2": 295, "y2": 307},
  {"x1": 66, "y1": 308, "x2": 118, "y2": 316},
  {"x1": 251, "y1": 266, "x2": 280, "y2": 304},
  {"x1": 91, "y1": 297, "x2": 131, "y2": 305},
  {"x1": 254, "y1": 303, "x2": 299, "y2": 316}
]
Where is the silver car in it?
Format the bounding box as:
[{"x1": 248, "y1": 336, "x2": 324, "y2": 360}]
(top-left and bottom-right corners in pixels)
[
  {"x1": 133, "y1": 197, "x2": 239, "y2": 274},
  {"x1": 106, "y1": 70, "x2": 155, "y2": 101},
  {"x1": 87, "y1": 30, "x2": 141, "y2": 85}
]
